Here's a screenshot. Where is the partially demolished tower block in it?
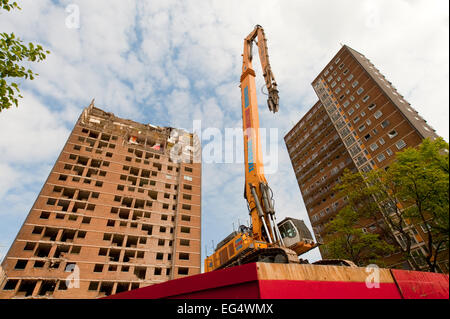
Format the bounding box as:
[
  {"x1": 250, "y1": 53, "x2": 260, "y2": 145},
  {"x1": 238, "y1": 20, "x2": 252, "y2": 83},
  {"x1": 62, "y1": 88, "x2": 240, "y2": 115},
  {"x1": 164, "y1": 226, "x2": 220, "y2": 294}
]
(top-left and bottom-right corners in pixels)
[{"x1": 0, "y1": 101, "x2": 202, "y2": 299}]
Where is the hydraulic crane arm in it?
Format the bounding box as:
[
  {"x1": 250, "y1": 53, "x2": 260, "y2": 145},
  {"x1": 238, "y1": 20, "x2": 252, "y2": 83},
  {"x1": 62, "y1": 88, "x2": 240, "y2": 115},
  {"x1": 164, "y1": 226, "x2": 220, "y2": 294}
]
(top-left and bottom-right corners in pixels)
[
  {"x1": 241, "y1": 25, "x2": 279, "y2": 113},
  {"x1": 240, "y1": 25, "x2": 282, "y2": 246},
  {"x1": 204, "y1": 25, "x2": 318, "y2": 272}
]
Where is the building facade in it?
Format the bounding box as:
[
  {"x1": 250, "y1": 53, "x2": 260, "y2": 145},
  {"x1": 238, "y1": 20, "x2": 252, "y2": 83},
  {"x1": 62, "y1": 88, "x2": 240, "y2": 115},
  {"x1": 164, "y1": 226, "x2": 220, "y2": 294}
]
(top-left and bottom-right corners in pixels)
[
  {"x1": 0, "y1": 102, "x2": 202, "y2": 298},
  {"x1": 285, "y1": 45, "x2": 448, "y2": 272}
]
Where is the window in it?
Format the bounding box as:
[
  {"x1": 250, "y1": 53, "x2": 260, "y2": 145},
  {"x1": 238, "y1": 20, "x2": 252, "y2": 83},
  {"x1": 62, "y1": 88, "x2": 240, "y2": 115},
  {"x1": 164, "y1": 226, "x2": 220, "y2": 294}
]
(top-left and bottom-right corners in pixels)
[
  {"x1": 179, "y1": 253, "x2": 190, "y2": 260},
  {"x1": 335, "y1": 57, "x2": 341, "y2": 64},
  {"x1": 40, "y1": 211, "x2": 50, "y2": 219},
  {"x1": 374, "y1": 110, "x2": 382, "y2": 119},
  {"x1": 15, "y1": 260, "x2": 28, "y2": 270},
  {"x1": 347, "y1": 74, "x2": 354, "y2": 81},
  {"x1": 388, "y1": 130, "x2": 398, "y2": 138},
  {"x1": 71, "y1": 246, "x2": 81, "y2": 254},
  {"x1": 3, "y1": 280, "x2": 19, "y2": 290},
  {"x1": 362, "y1": 95, "x2": 370, "y2": 103},
  {"x1": 357, "y1": 87, "x2": 364, "y2": 95},
  {"x1": 353, "y1": 116, "x2": 360, "y2": 123},
  {"x1": 378, "y1": 137, "x2": 385, "y2": 145},
  {"x1": 355, "y1": 155, "x2": 368, "y2": 166},
  {"x1": 32, "y1": 226, "x2": 44, "y2": 234},
  {"x1": 180, "y1": 239, "x2": 190, "y2": 246},
  {"x1": 366, "y1": 119, "x2": 372, "y2": 126},
  {"x1": 381, "y1": 119, "x2": 390, "y2": 128},
  {"x1": 348, "y1": 108, "x2": 354, "y2": 115},
  {"x1": 370, "y1": 143, "x2": 378, "y2": 151},
  {"x1": 368, "y1": 103, "x2": 376, "y2": 110},
  {"x1": 339, "y1": 63, "x2": 344, "y2": 69},
  {"x1": 358, "y1": 124, "x2": 366, "y2": 132},
  {"x1": 178, "y1": 267, "x2": 189, "y2": 275},
  {"x1": 24, "y1": 242, "x2": 36, "y2": 251},
  {"x1": 180, "y1": 227, "x2": 190, "y2": 234},
  {"x1": 183, "y1": 176, "x2": 192, "y2": 182},
  {"x1": 335, "y1": 87, "x2": 341, "y2": 94},
  {"x1": 360, "y1": 111, "x2": 366, "y2": 117},
  {"x1": 343, "y1": 101, "x2": 350, "y2": 108},
  {"x1": 352, "y1": 81, "x2": 359, "y2": 88},
  {"x1": 395, "y1": 139, "x2": 406, "y2": 150},
  {"x1": 94, "y1": 264, "x2": 104, "y2": 272},
  {"x1": 386, "y1": 148, "x2": 393, "y2": 156},
  {"x1": 364, "y1": 134, "x2": 371, "y2": 141},
  {"x1": 420, "y1": 223, "x2": 431, "y2": 233},
  {"x1": 331, "y1": 81, "x2": 337, "y2": 88}
]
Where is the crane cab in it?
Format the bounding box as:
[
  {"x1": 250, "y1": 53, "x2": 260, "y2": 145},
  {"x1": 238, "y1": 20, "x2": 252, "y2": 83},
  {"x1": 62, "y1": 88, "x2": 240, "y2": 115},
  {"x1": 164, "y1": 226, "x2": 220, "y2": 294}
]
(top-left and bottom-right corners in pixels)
[{"x1": 278, "y1": 217, "x2": 318, "y2": 255}]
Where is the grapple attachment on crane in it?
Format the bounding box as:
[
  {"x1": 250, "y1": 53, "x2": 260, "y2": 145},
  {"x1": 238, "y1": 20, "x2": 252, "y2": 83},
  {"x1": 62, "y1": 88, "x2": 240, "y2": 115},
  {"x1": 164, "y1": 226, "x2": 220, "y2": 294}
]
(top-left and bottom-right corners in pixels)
[{"x1": 267, "y1": 84, "x2": 279, "y2": 113}]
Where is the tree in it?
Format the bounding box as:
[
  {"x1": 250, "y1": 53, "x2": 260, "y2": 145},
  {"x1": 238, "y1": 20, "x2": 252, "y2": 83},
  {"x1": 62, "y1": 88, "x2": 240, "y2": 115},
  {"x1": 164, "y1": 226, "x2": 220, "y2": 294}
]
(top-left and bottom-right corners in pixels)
[
  {"x1": 334, "y1": 138, "x2": 449, "y2": 272},
  {"x1": 388, "y1": 137, "x2": 449, "y2": 272},
  {"x1": 335, "y1": 168, "x2": 423, "y2": 270},
  {"x1": 0, "y1": 0, "x2": 50, "y2": 111},
  {"x1": 323, "y1": 206, "x2": 394, "y2": 267}
]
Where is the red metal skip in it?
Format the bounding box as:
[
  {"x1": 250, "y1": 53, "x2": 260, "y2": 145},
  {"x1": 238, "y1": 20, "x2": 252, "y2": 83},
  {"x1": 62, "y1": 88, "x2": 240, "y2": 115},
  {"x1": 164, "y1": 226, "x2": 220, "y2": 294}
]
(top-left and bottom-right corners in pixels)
[{"x1": 105, "y1": 263, "x2": 449, "y2": 299}]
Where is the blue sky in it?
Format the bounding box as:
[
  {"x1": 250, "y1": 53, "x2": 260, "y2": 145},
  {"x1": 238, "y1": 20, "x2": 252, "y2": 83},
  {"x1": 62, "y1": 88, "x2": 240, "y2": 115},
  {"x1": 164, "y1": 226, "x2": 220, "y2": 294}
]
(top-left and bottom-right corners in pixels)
[{"x1": 0, "y1": 0, "x2": 448, "y2": 266}]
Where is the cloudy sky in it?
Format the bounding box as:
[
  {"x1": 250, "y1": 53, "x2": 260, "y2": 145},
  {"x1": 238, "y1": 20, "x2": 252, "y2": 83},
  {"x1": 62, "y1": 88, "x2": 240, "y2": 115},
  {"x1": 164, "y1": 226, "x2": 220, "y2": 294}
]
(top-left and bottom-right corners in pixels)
[{"x1": 0, "y1": 0, "x2": 448, "y2": 266}]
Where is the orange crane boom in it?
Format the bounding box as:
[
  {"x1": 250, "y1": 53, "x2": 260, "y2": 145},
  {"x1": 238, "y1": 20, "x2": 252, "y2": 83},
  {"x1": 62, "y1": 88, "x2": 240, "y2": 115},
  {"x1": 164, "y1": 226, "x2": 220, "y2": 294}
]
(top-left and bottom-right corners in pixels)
[
  {"x1": 204, "y1": 25, "x2": 316, "y2": 272},
  {"x1": 240, "y1": 25, "x2": 281, "y2": 244}
]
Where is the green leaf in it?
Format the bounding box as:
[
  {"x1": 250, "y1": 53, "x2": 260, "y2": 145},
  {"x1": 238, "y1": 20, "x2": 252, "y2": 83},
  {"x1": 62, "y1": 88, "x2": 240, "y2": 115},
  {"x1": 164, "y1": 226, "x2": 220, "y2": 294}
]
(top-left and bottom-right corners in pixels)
[{"x1": 0, "y1": 4, "x2": 49, "y2": 111}]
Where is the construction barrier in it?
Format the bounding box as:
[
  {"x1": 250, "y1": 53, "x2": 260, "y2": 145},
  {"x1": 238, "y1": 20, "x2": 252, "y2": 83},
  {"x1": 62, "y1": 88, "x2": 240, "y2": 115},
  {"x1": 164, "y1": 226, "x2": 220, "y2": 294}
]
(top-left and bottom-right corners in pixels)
[{"x1": 105, "y1": 262, "x2": 449, "y2": 299}]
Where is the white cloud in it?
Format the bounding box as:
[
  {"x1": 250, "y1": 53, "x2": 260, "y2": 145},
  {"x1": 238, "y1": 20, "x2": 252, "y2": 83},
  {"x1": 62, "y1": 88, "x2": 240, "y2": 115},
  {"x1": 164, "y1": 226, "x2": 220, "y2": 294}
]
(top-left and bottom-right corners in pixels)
[
  {"x1": 0, "y1": 91, "x2": 70, "y2": 164},
  {"x1": 0, "y1": 163, "x2": 19, "y2": 199}
]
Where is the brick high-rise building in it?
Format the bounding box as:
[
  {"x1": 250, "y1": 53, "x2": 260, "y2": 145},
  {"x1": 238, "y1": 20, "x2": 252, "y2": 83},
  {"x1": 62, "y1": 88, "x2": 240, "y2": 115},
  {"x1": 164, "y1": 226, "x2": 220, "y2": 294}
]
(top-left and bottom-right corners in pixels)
[
  {"x1": 285, "y1": 45, "x2": 448, "y2": 272},
  {"x1": 0, "y1": 102, "x2": 202, "y2": 298}
]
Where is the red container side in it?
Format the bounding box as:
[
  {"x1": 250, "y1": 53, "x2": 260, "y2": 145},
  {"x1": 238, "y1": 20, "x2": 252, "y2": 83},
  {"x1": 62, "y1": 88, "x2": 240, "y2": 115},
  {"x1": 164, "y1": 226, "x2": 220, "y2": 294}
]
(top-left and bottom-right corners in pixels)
[{"x1": 391, "y1": 269, "x2": 449, "y2": 299}]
